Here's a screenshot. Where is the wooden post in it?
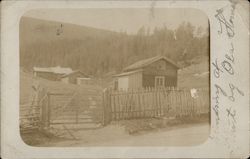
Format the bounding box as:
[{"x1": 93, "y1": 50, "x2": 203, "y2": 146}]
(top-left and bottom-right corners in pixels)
[
  {"x1": 108, "y1": 88, "x2": 112, "y2": 123},
  {"x1": 103, "y1": 88, "x2": 112, "y2": 125},
  {"x1": 102, "y1": 89, "x2": 105, "y2": 126},
  {"x1": 76, "y1": 94, "x2": 79, "y2": 124},
  {"x1": 157, "y1": 88, "x2": 160, "y2": 116},
  {"x1": 131, "y1": 88, "x2": 135, "y2": 119},
  {"x1": 47, "y1": 93, "x2": 51, "y2": 128},
  {"x1": 138, "y1": 88, "x2": 142, "y2": 118},
  {"x1": 111, "y1": 89, "x2": 116, "y2": 120},
  {"x1": 143, "y1": 88, "x2": 146, "y2": 118},
  {"x1": 144, "y1": 87, "x2": 147, "y2": 117},
  {"x1": 170, "y1": 87, "x2": 175, "y2": 118},
  {"x1": 103, "y1": 88, "x2": 107, "y2": 125},
  {"x1": 117, "y1": 90, "x2": 120, "y2": 120},
  {"x1": 154, "y1": 87, "x2": 157, "y2": 117},
  {"x1": 40, "y1": 94, "x2": 48, "y2": 129}
]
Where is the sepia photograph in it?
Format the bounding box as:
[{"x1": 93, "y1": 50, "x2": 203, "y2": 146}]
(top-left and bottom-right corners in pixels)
[
  {"x1": 19, "y1": 8, "x2": 211, "y2": 147},
  {"x1": 1, "y1": 0, "x2": 249, "y2": 158}
]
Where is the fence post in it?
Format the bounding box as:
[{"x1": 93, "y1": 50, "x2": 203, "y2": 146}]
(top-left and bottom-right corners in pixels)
[
  {"x1": 102, "y1": 89, "x2": 106, "y2": 125},
  {"x1": 41, "y1": 92, "x2": 50, "y2": 129},
  {"x1": 103, "y1": 88, "x2": 112, "y2": 126},
  {"x1": 102, "y1": 89, "x2": 107, "y2": 125},
  {"x1": 39, "y1": 90, "x2": 45, "y2": 130},
  {"x1": 47, "y1": 93, "x2": 51, "y2": 127},
  {"x1": 75, "y1": 93, "x2": 79, "y2": 124},
  {"x1": 108, "y1": 88, "x2": 112, "y2": 123},
  {"x1": 112, "y1": 89, "x2": 116, "y2": 120},
  {"x1": 40, "y1": 98, "x2": 45, "y2": 129}
]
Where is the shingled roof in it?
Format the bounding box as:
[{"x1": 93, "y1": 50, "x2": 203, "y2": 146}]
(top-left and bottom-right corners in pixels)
[{"x1": 123, "y1": 56, "x2": 179, "y2": 72}]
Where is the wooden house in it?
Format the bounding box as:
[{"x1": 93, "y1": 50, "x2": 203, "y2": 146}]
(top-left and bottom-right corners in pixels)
[
  {"x1": 33, "y1": 66, "x2": 73, "y2": 81},
  {"x1": 114, "y1": 56, "x2": 179, "y2": 90},
  {"x1": 60, "y1": 70, "x2": 91, "y2": 85}
]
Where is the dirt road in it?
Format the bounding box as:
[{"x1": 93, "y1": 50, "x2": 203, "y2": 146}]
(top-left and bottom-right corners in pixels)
[{"x1": 41, "y1": 123, "x2": 209, "y2": 147}]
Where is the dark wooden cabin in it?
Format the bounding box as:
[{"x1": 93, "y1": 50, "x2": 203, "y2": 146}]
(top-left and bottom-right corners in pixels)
[{"x1": 114, "y1": 56, "x2": 179, "y2": 90}]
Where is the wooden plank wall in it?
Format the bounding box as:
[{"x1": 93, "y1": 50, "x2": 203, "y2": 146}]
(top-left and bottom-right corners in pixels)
[{"x1": 104, "y1": 87, "x2": 209, "y2": 121}]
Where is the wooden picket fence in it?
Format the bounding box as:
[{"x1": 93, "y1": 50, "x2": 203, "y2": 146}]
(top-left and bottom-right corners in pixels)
[
  {"x1": 103, "y1": 87, "x2": 209, "y2": 125},
  {"x1": 20, "y1": 87, "x2": 48, "y2": 133}
]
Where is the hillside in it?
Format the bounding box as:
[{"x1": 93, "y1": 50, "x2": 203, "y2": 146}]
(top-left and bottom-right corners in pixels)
[
  {"x1": 20, "y1": 17, "x2": 121, "y2": 74},
  {"x1": 20, "y1": 16, "x2": 117, "y2": 46},
  {"x1": 20, "y1": 16, "x2": 209, "y2": 77},
  {"x1": 178, "y1": 56, "x2": 209, "y2": 88}
]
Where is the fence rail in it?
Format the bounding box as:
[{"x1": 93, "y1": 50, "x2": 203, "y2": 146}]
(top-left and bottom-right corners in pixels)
[
  {"x1": 20, "y1": 85, "x2": 48, "y2": 133},
  {"x1": 103, "y1": 87, "x2": 209, "y2": 124}
]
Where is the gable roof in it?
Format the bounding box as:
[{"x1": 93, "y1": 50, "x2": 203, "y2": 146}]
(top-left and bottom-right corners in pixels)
[
  {"x1": 123, "y1": 56, "x2": 179, "y2": 72},
  {"x1": 61, "y1": 70, "x2": 89, "y2": 78},
  {"x1": 113, "y1": 69, "x2": 143, "y2": 77},
  {"x1": 33, "y1": 66, "x2": 73, "y2": 74}
]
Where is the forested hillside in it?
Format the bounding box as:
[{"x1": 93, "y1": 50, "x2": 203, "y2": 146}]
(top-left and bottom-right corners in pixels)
[{"x1": 20, "y1": 17, "x2": 209, "y2": 77}]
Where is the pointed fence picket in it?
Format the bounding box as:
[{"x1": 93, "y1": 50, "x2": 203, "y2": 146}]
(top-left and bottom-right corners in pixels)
[{"x1": 103, "y1": 87, "x2": 209, "y2": 124}]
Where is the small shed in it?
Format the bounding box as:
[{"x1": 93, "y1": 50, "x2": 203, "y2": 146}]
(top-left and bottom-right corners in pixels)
[
  {"x1": 33, "y1": 66, "x2": 72, "y2": 81},
  {"x1": 114, "y1": 56, "x2": 179, "y2": 90},
  {"x1": 60, "y1": 70, "x2": 90, "y2": 85}
]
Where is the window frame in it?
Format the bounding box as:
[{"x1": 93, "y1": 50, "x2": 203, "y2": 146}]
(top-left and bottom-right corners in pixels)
[{"x1": 155, "y1": 76, "x2": 165, "y2": 88}]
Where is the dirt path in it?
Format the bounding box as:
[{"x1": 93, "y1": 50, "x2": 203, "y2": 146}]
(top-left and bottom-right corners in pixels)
[
  {"x1": 40, "y1": 122, "x2": 209, "y2": 147},
  {"x1": 92, "y1": 123, "x2": 210, "y2": 146}
]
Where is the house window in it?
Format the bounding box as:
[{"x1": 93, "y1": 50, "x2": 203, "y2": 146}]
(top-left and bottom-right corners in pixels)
[{"x1": 155, "y1": 76, "x2": 165, "y2": 88}]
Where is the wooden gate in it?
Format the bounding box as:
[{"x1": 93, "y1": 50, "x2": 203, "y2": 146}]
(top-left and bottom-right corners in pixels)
[{"x1": 43, "y1": 88, "x2": 103, "y2": 130}]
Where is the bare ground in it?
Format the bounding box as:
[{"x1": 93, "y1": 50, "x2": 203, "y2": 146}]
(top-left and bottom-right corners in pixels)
[{"x1": 24, "y1": 122, "x2": 209, "y2": 147}]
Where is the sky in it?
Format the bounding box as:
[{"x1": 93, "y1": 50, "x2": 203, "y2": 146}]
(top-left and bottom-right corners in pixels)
[{"x1": 23, "y1": 8, "x2": 209, "y2": 34}]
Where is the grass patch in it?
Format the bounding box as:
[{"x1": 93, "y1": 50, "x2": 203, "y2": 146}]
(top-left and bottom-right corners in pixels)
[
  {"x1": 20, "y1": 130, "x2": 65, "y2": 146},
  {"x1": 115, "y1": 114, "x2": 209, "y2": 135}
]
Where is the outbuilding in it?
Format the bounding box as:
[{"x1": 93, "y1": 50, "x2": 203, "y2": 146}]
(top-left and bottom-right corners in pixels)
[
  {"x1": 60, "y1": 70, "x2": 90, "y2": 85},
  {"x1": 33, "y1": 66, "x2": 73, "y2": 81}
]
